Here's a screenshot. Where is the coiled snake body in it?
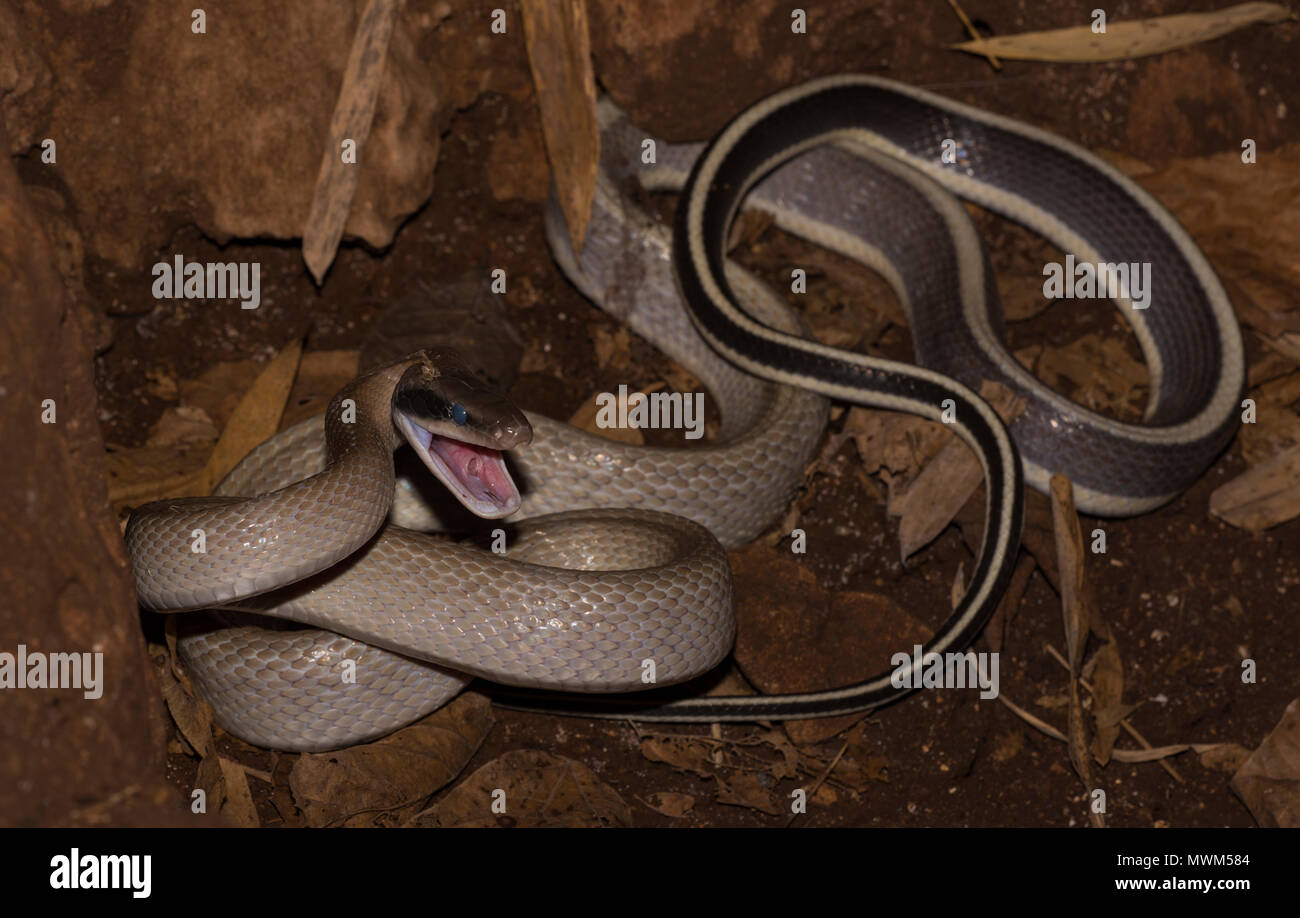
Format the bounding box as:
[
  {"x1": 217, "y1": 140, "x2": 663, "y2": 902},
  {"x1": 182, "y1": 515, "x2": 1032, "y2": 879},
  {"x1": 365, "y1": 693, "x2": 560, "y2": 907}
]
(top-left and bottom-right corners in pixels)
[{"x1": 126, "y1": 77, "x2": 1243, "y2": 750}]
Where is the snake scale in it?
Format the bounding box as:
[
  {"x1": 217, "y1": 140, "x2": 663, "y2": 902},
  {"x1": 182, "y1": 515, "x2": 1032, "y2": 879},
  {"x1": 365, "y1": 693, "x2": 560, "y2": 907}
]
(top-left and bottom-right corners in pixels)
[{"x1": 126, "y1": 77, "x2": 1243, "y2": 750}]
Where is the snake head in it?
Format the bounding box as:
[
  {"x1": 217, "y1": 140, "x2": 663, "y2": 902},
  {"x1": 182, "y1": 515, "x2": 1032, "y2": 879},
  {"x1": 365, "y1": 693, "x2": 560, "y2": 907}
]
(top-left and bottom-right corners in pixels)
[{"x1": 394, "y1": 351, "x2": 533, "y2": 519}]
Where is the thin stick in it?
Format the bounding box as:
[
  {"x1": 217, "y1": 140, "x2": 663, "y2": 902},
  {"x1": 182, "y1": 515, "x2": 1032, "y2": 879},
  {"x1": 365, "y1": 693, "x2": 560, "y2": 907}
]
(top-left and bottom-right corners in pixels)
[
  {"x1": 946, "y1": 0, "x2": 1002, "y2": 69},
  {"x1": 1044, "y1": 643, "x2": 1184, "y2": 784}
]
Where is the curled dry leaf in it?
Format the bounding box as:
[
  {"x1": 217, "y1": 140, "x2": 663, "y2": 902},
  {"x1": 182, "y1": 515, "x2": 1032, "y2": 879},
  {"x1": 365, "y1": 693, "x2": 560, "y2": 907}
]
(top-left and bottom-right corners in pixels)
[
  {"x1": 1017, "y1": 333, "x2": 1147, "y2": 423},
  {"x1": 1209, "y1": 442, "x2": 1300, "y2": 532},
  {"x1": 715, "y1": 772, "x2": 783, "y2": 817},
  {"x1": 154, "y1": 648, "x2": 214, "y2": 758},
  {"x1": 215, "y1": 757, "x2": 259, "y2": 828},
  {"x1": 411, "y1": 749, "x2": 632, "y2": 828},
  {"x1": 1089, "y1": 626, "x2": 1126, "y2": 766},
  {"x1": 290, "y1": 692, "x2": 494, "y2": 828},
  {"x1": 1230, "y1": 696, "x2": 1300, "y2": 827},
  {"x1": 639, "y1": 734, "x2": 720, "y2": 779},
  {"x1": 1237, "y1": 370, "x2": 1300, "y2": 467}
]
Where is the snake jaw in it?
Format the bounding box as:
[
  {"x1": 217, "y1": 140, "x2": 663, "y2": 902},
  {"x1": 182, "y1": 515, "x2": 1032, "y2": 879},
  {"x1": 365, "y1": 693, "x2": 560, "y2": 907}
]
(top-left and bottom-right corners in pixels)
[{"x1": 401, "y1": 416, "x2": 522, "y2": 519}]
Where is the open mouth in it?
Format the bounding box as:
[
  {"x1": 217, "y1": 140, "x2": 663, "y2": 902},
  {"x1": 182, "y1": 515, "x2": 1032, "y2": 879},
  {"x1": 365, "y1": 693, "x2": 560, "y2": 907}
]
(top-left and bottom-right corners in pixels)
[{"x1": 403, "y1": 419, "x2": 522, "y2": 518}]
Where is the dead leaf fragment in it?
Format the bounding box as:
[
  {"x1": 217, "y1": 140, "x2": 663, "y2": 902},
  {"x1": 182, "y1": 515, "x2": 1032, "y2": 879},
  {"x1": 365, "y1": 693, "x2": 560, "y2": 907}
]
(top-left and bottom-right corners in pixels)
[
  {"x1": 290, "y1": 692, "x2": 493, "y2": 827},
  {"x1": 412, "y1": 749, "x2": 632, "y2": 828},
  {"x1": 1090, "y1": 630, "x2": 1126, "y2": 766},
  {"x1": 1231, "y1": 697, "x2": 1300, "y2": 827},
  {"x1": 949, "y1": 3, "x2": 1291, "y2": 63},
  {"x1": 197, "y1": 338, "x2": 303, "y2": 495},
  {"x1": 891, "y1": 381, "x2": 1025, "y2": 560},
  {"x1": 216, "y1": 757, "x2": 260, "y2": 827},
  {"x1": 643, "y1": 792, "x2": 695, "y2": 818},
  {"x1": 1210, "y1": 441, "x2": 1300, "y2": 531},
  {"x1": 715, "y1": 772, "x2": 783, "y2": 816}
]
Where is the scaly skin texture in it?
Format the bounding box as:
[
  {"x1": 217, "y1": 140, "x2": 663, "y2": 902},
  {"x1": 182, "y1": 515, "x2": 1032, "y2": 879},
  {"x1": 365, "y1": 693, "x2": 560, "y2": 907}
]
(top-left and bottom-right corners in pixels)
[{"x1": 124, "y1": 136, "x2": 828, "y2": 751}]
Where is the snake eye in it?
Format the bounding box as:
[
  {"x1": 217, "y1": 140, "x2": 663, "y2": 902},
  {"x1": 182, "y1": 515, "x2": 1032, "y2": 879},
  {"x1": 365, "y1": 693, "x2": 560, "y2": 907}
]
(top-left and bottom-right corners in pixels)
[{"x1": 451, "y1": 402, "x2": 468, "y2": 426}]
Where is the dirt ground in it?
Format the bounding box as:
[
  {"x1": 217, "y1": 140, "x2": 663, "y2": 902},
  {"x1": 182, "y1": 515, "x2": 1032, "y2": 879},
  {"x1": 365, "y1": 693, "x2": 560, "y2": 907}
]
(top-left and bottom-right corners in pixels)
[{"x1": 78, "y1": 1, "x2": 1299, "y2": 826}]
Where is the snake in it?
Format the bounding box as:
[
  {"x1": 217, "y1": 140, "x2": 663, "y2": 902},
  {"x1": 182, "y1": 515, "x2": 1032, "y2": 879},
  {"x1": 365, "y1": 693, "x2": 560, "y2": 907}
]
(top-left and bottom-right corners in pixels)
[{"x1": 125, "y1": 76, "x2": 1244, "y2": 750}]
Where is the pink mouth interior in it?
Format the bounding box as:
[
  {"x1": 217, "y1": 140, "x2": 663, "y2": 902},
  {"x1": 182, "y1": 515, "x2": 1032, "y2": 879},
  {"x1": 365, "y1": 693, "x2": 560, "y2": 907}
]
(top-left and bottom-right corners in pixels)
[{"x1": 427, "y1": 435, "x2": 518, "y2": 510}]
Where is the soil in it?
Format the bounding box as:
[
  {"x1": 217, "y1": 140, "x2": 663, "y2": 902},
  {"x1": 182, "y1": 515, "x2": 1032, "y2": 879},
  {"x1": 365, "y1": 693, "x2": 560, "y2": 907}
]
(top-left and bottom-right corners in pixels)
[{"x1": 86, "y1": 0, "x2": 1299, "y2": 826}]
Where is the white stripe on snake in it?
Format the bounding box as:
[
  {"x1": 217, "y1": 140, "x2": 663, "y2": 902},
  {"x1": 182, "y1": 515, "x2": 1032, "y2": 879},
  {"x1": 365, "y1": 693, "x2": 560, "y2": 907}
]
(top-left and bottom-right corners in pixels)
[{"x1": 126, "y1": 76, "x2": 1243, "y2": 749}]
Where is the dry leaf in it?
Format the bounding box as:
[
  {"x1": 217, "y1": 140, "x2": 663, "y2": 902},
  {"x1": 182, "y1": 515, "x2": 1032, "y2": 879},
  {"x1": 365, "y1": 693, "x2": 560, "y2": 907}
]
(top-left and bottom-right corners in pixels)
[
  {"x1": 105, "y1": 406, "x2": 219, "y2": 509},
  {"x1": 830, "y1": 754, "x2": 890, "y2": 788},
  {"x1": 991, "y1": 730, "x2": 1025, "y2": 764},
  {"x1": 412, "y1": 749, "x2": 632, "y2": 828},
  {"x1": 216, "y1": 757, "x2": 259, "y2": 827},
  {"x1": 1050, "y1": 474, "x2": 1104, "y2": 826},
  {"x1": 949, "y1": 3, "x2": 1291, "y2": 62},
  {"x1": 591, "y1": 325, "x2": 631, "y2": 371},
  {"x1": 197, "y1": 338, "x2": 303, "y2": 495},
  {"x1": 643, "y1": 792, "x2": 695, "y2": 818},
  {"x1": 639, "y1": 734, "x2": 719, "y2": 779},
  {"x1": 566, "y1": 382, "x2": 665, "y2": 443},
  {"x1": 280, "y1": 349, "x2": 360, "y2": 430},
  {"x1": 1090, "y1": 629, "x2": 1126, "y2": 766},
  {"x1": 892, "y1": 381, "x2": 1025, "y2": 559},
  {"x1": 1209, "y1": 441, "x2": 1300, "y2": 531},
  {"x1": 1231, "y1": 697, "x2": 1300, "y2": 827},
  {"x1": 290, "y1": 692, "x2": 493, "y2": 827},
  {"x1": 156, "y1": 653, "x2": 214, "y2": 757},
  {"x1": 178, "y1": 358, "x2": 261, "y2": 427},
  {"x1": 1018, "y1": 333, "x2": 1147, "y2": 422},
  {"x1": 715, "y1": 772, "x2": 783, "y2": 816}
]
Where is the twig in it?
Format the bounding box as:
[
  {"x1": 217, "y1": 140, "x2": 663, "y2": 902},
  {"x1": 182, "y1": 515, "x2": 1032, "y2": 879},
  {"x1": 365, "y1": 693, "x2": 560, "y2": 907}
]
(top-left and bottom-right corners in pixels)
[
  {"x1": 1044, "y1": 643, "x2": 1183, "y2": 784},
  {"x1": 946, "y1": 0, "x2": 1002, "y2": 69},
  {"x1": 784, "y1": 740, "x2": 848, "y2": 827}
]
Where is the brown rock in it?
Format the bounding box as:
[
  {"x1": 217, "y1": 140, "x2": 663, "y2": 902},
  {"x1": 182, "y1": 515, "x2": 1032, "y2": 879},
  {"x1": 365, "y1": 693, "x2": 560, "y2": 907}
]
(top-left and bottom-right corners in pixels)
[
  {"x1": 8, "y1": 1, "x2": 530, "y2": 271},
  {"x1": 0, "y1": 117, "x2": 187, "y2": 826},
  {"x1": 730, "y1": 544, "x2": 933, "y2": 744}
]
